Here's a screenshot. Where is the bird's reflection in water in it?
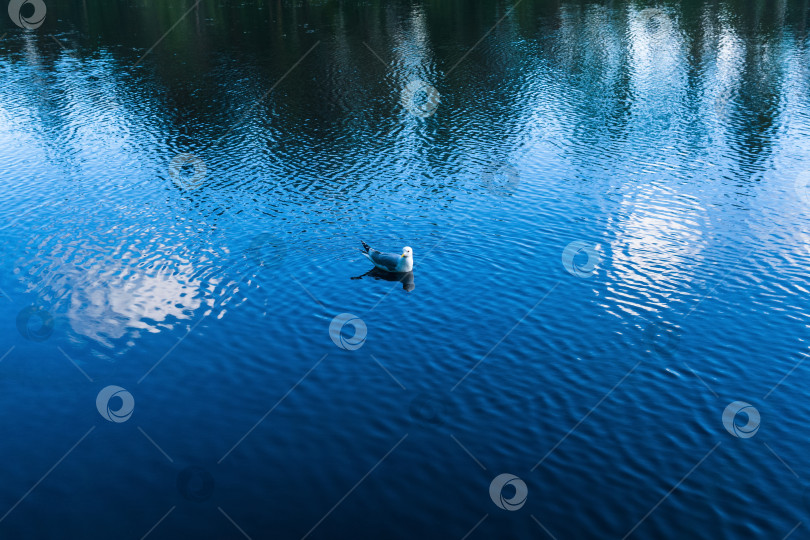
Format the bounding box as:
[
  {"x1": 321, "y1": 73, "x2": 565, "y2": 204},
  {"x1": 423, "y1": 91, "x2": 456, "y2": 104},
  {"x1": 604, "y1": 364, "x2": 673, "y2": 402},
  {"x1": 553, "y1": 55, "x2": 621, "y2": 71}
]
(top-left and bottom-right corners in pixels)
[{"x1": 351, "y1": 268, "x2": 415, "y2": 292}]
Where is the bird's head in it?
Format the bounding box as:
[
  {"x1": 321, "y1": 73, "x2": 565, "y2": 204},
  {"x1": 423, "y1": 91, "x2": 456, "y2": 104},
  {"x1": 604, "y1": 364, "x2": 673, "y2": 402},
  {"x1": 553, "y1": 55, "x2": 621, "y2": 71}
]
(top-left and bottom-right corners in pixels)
[{"x1": 401, "y1": 246, "x2": 413, "y2": 258}]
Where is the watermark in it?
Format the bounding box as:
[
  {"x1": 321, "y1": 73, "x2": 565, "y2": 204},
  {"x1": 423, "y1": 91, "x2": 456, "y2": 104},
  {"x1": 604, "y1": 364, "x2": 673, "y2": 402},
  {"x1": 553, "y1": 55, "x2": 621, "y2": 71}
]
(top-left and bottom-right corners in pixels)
[
  {"x1": 794, "y1": 171, "x2": 810, "y2": 206},
  {"x1": 714, "y1": 90, "x2": 732, "y2": 119},
  {"x1": 489, "y1": 473, "x2": 528, "y2": 511},
  {"x1": 16, "y1": 305, "x2": 54, "y2": 342},
  {"x1": 8, "y1": 0, "x2": 46, "y2": 29},
  {"x1": 246, "y1": 232, "x2": 287, "y2": 270},
  {"x1": 177, "y1": 466, "x2": 215, "y2": 502},
  {"x1": 408, "y1": 394, "x2": 450, "y2": 426},
  {"x1": 638, "y1": 7, "x2": 667, "y2": 33},
  {"x1": 94, "y1": 96, "x2": 121, "y2": 114},
  {"x1": 482, "y1": 164, "x2": 520, "y2": 196},
  {"x1": 561, "y1": 241, "x2": 601, "y2": 278},
  {"x1": 401, "y1": 80, "x2": 440, "y2": 118},
  {"x1": 96, "y1": 385, "x2": 135, "y2": 423},
  {"x1": 643, "y1": 321, "x2": 680, "y2": 359},
  {"x1": 329, "y1": 313, "x2": 367, "y2": 350},
  {"x1": 722, "y1": 401, "x2": 760, "y2": 439},
  {"x1": 168, "y1": 153, "x2": 206, "y2": 190}
]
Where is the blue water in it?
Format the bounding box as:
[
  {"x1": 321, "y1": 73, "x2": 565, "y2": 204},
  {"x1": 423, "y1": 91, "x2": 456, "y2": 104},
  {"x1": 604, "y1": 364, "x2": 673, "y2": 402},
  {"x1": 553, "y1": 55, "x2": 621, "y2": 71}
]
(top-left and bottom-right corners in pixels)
[{"x1": 2, "y1": 0, "x2": 810, "y2": 538}]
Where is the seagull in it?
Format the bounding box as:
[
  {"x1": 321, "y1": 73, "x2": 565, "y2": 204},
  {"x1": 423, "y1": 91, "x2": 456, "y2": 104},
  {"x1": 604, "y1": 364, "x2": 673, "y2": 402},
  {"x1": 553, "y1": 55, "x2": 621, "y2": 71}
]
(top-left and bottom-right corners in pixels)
[{"x1": 361, "y1": 241, "x2": 414, "y2": 273}]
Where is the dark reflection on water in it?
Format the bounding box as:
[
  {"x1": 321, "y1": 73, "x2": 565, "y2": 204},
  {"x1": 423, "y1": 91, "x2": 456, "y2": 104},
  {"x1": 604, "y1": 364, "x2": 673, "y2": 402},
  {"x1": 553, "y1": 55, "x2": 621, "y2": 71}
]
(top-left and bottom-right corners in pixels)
[
  {"x1": 352, "y1": 268, "x2": 415, "y2": 292},
  {"x1": 2, "y1": 0, "x2": 810, "y2": 538}
]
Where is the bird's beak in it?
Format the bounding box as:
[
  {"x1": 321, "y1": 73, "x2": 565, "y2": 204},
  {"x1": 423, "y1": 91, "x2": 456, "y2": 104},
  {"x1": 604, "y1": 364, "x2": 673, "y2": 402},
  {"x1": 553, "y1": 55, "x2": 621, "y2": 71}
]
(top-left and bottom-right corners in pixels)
[{"x1": 401, "y1": 254, "x2": 406, "y2": 257}]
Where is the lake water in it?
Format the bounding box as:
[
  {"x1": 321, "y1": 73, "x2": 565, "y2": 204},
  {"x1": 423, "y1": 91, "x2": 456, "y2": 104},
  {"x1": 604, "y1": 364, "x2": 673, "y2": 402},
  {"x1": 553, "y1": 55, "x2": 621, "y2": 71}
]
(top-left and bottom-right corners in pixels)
[{"x1": 2, "y1": 0, "x2": 810, "y2": 538}]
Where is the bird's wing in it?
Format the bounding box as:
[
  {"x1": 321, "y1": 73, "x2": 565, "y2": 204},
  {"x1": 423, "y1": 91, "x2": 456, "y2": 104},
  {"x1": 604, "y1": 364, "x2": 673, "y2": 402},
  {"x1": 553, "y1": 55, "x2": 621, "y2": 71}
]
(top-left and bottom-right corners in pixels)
[{"x1": 368, "y1": 249, "x2": 400, "y2": 271}]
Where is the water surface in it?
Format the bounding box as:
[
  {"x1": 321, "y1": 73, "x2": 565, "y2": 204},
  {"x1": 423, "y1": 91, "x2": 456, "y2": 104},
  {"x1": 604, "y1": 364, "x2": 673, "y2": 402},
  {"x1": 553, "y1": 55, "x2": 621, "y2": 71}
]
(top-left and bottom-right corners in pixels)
[{"x1": 2, "y1": 0, "x2": 810, "y2": 538}]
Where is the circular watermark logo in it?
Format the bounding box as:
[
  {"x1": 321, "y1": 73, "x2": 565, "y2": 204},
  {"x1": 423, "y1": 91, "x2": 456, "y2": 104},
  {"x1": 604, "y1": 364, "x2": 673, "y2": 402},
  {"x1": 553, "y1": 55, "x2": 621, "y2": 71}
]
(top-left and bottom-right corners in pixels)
[
  {"x1": 329, "y1": 313, "x2": 367, "y2": 351},
  {"x1": 177, "y1": 466, "x2": 215, "y2": 502},
  {"x1": 482, "y1": 164, "x2": 520, "y2": 196},
  {"x1": 489, "y1": 473, "x2": 528, "y2": 511},
  {"x1": 643, "y1": 321, "x2": 680, "y2": 358},
  {"x1": 96, "y1": 385, "x2": 135, "y2": 423},
  {"x1": 8, "y1": 0, "x2": 46, "y2": 29},
  {"x1": 562, "y1": 241, "x2": 601, "y2": 278},
  {"x1": 794, "y1": 171, "x2": 810, "y2": 206},
  {"x1": 639, "y1": 7, "x2": 667, "y2": 33},
  {"x1": 246, "y1": 233, "x2": 287, "y2": 270},
  {"x1": 401, "y1": 80, "x2": 440, "y2": 118},
  {"x1": 408, "y1": 394, "x2": 450, "y2": 426},
  {"x1": 722, "y1": 401, "x2": 760, "y2": 439},
  {"x1": 169, "y1": 153, "x2": 207, "y2": 190},
  {"x1": 714, "y1": 91, "x2": 732, "y2": 118},
  {"x1": 16, "y1": 305, "x2": 54, "y2": 342}
]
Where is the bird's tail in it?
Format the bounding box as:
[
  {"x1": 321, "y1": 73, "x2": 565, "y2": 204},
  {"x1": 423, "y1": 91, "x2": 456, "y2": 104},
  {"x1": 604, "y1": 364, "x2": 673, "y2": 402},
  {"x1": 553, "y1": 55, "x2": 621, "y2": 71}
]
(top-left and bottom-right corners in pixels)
[{"x1": 361, "y1": 240, "x2": 371, "y2": 253}]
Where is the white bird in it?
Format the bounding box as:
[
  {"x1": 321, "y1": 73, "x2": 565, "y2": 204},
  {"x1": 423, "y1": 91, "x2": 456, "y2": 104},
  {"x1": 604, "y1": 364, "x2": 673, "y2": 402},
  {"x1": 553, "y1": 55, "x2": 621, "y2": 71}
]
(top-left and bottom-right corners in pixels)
[{"x1": 361, "y1": 241, "x2": 414, "y2": 273}]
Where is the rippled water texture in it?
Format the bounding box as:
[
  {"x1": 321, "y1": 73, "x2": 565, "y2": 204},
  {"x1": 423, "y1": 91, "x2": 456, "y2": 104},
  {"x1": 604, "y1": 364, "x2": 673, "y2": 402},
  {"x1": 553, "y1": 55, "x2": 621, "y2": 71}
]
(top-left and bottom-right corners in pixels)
[{"x1": 2, "y1": 0, "x2": 810, "y2": 538}]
